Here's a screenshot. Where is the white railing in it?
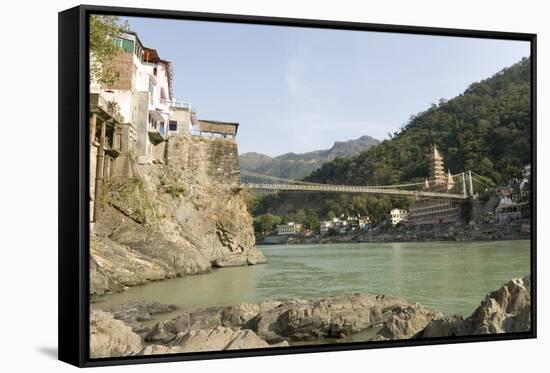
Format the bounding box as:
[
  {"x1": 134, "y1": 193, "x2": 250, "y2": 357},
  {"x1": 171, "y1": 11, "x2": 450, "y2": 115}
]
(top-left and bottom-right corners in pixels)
[{"x1": 160, "y1": 99, "x2": 191, "y2": 109}]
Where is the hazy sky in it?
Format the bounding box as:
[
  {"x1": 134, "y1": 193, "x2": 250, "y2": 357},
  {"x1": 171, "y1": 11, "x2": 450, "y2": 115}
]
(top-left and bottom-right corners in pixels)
[{"x1": 123, "y1": 17, "x2": 530, "y2": 156}]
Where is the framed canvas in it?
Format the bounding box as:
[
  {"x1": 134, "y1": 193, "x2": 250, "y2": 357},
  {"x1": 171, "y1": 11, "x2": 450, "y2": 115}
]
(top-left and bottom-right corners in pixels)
[{"x1": 58, "y1": 4, "x2": 537, "y2": 367}]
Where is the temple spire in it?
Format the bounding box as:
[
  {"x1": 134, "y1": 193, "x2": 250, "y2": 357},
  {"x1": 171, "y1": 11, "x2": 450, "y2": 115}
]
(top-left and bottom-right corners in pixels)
[
  {"x1": 446, "y1": 169, "x2": 455, "y2": 190},
  {"x1": 430, "y1": 144, "x2": 446, "y2": 185}
]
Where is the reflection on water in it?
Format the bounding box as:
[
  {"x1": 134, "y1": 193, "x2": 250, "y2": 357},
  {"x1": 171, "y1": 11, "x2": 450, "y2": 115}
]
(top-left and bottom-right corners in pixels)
[{"x1": 93, "y1": 240, "x2": 530, "y2": 317}]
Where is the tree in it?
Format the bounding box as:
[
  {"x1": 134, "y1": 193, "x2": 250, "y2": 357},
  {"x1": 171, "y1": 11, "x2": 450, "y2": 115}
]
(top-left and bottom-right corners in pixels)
[
  {"x1": 253, "y1": 214, "x2": 281, "y2": 236},
  {"x1": 90, "y1": 15, "x2": 126, "y2": 85},
  {"x1": 303, "y1": 209, "x2": 320, "y2": 231}
]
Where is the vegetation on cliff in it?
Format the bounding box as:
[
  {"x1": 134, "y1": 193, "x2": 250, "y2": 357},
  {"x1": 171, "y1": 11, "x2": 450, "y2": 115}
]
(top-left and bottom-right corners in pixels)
[{"x1": 90, "y1": 15, "x2": 127, "y2": 85}]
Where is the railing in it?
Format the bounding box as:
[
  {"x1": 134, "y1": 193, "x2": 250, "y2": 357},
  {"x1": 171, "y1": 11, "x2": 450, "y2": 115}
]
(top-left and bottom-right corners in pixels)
[
  {"x1": 160, "y1": 99, "x2": 191, "y2": 110},
  {"x1": 240, "y1": 182, "x2": 468, "y2": 199}
]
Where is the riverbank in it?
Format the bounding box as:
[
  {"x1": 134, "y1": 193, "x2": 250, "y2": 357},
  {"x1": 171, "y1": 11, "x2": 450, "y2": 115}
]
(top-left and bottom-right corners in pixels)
[
  {"x1": 90, "y1": 276, "x2": 531, "y2": 358},
  {"x1": 257, "y1": 220, "x2": 530, "y2": 245}
]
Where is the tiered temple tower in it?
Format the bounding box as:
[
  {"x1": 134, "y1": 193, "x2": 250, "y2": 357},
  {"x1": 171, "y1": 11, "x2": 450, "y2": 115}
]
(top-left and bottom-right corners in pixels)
[
  {"x1": 430, "y1": 145, "x2": 446, "y2": 186},
  {"x1": 409, "y1": 145, "x2": 460, "y2": 225}
]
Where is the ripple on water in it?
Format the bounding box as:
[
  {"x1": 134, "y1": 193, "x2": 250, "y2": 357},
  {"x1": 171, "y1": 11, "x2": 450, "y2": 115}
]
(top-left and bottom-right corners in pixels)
[{"x1": 93, "y1": 240, "x2": 530, "y2": 318}]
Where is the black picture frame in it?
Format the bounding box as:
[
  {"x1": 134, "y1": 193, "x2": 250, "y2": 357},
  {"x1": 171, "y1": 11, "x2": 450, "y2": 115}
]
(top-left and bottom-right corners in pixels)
[{"x1": 58, "y1": 4, "x2": 537, "y2": 368}]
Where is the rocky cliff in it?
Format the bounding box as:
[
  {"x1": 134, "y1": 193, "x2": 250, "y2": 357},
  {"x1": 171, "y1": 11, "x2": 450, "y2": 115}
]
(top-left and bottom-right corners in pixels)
[{"x1": 91, "y1": 133, "x2": 266, "y2": 295}]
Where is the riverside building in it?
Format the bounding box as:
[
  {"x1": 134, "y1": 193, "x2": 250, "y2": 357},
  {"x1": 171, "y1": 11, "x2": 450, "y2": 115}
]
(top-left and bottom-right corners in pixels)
[{"x1": 276, "y1": 222, "x2": 302, "y2": 235}]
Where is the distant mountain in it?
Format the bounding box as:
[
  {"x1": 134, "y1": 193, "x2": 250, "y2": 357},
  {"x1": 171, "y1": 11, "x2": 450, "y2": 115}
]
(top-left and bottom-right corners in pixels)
[{"x1": 239, "y1": 135, "x2": 380, "y2": 180}]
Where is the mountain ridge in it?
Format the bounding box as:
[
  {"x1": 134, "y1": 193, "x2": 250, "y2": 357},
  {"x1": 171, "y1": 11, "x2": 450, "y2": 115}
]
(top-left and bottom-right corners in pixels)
[{"x1": 239, "y1": 135, "x2": 380, "y2": 180}]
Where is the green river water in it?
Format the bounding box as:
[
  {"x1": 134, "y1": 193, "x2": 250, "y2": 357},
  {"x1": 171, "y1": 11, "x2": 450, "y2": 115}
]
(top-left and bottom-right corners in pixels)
[{"x1": 93, "y1": 240, "x2": 530, "y2": 320}]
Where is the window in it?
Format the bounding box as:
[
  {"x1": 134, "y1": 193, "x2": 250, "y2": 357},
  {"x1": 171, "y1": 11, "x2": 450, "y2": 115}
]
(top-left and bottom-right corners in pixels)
[
  {"x1": 111, "y1": 38, "x2": 134, "y2": 53},
  {"x1": 169, "y1": 121, "x2": 178, "y2": 131}
]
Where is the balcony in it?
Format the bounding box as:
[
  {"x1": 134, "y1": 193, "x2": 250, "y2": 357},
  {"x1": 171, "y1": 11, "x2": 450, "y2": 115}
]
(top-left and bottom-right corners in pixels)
[{"x1": 160, "y1": 99, "x2": 191, "y2": 110}]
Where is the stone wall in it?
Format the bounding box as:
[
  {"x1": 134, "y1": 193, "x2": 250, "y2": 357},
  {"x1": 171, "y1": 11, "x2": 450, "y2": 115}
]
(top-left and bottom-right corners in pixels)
[{"x1": 167, "y1": 134, "x2": 240, "y2": 185}]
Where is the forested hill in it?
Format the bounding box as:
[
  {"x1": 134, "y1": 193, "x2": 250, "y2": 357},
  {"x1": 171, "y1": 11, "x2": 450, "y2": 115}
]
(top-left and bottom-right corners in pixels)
[{"x1": 306, "y1": 57, "x2": 531, "y2": 186}]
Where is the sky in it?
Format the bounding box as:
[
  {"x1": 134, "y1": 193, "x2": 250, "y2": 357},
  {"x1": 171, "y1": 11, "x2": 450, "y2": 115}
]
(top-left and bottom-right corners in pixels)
[{"x1": 123, "y1": 16, "x2": 530, "y2": 156}]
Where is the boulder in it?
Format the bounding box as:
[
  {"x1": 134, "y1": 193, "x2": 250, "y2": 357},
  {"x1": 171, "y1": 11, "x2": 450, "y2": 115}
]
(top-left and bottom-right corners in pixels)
[
  {"x1": 108, "y1": 300, "x2": 178, "y2": 333},
  {"x1": 419, "y1": 276, "x2": 531, "y2": 338},
  {"x1": 90, "y1": 310, "x2": 142, "y2": 358},
  {"x1": 167, "y1": 327, "x2": 270, "y2": 352},
  {"x1": 374, "y1": 304, "x2": 443, "y2": 340}
]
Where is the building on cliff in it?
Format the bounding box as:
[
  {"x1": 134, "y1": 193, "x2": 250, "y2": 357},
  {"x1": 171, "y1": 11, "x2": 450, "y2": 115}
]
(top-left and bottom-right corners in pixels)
[
  {"x1": 90, "y1": 31, "x2": 194, "y2": 166},
  {"x1": 407, "y1": 145, "x2": 460, "y2": 225},
  {"x1": 89, "y1": 29, "x2": 245, "y2": 228}
]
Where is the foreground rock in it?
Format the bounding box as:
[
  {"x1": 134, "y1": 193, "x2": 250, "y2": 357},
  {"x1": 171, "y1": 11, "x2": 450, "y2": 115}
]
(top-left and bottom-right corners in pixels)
[
  {"x1": 373, "y1": 304, "x2": 444, "y2": 340},
  {"x1": 140, "y1": 327, "x2": 287, "y2": 355},
  {"x1": 90, "y1": 310, "x2": 142, "y2": 358},
  {"x1": 419, "y1": 276, "x2": 531, "y2": 338},
  {"x1": 146, "y1": 293, "x2": 412, "y2": 344},
  {"x1": 90, "y1": 277, "x2": 531, "y2": 357},
  {"x1": 108, "y1": 300, "x2": 178, "y2": 333}
]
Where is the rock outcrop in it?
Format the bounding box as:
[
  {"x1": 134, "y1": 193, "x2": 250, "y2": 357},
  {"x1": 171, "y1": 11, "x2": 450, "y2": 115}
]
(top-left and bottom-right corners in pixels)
[
  {"x1": 145, "y1": 293, "x2": 410, "y2": 344},
  {"x1": 90, "y1": 277, "x2": 531, "y2": 358},
  {"x1": 108, "y1": 300, "x2": 178, "y2": 333},
  {"x1": 90, "y1": 134, "x2": 266, "y2": 296},
  {"x1": 419, "y1": 276, "x2": 531, "y2": 338},
  {"x1": 90, "y1": 310, "x2": 142, "y2": 358},
  {"x1": 373, "y1": 304, "x2": 444, "y2": 340}
]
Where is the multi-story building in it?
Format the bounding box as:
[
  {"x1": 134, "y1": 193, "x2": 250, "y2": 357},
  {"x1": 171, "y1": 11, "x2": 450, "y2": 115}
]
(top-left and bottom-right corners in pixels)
[
  {"x1": 390, "y1": 208, "x2": 408, "y2": 226},
  {"x1": 89, "y1": 28, "x2": 242, "y2": 230},
  {"x1": 276, "y1": 222, "x2": 302, "y2": 235},
  {"x1": 91, "y1": 31, "x2": 194, "y2": 165}
]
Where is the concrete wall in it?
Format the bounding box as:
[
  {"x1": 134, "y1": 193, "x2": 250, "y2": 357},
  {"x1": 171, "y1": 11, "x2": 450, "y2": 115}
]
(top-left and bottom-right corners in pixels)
[
  {"x1": 167, "y1": 134, "x2": 241, "y2": 185},
  {"x1": 169, "y1": 108, "x2": 192, "y2": 134},
  {"x1": 134, "y1": 91, "x2": 150, "y2": 164}
]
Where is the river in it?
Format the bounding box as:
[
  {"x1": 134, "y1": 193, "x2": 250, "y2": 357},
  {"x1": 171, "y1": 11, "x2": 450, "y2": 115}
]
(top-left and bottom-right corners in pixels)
[{"x1": 92, "y1": 240, "x2": 530, "y2": 320}]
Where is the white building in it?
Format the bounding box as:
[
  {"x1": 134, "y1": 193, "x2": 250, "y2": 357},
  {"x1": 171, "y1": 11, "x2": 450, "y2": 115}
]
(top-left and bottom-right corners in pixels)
[
  {"x1": 90, "y1": 31, "x2": 194, "y2": 165},
  {"x1": 276, "y1": 222, "x2": 302, "y2": 235},
  {"x1": 320, "y1": 221, "x2": 334, "y2": 235},
  {"x1": 390, "y1": 208, "x2": 408, "y2": 226},
  {"x1": 495, "y1": 197, "x2": 527, "y2": 223}
]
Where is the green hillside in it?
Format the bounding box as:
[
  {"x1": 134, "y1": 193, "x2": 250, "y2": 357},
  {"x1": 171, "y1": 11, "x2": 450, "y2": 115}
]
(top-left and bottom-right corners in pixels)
[
  {"x1": 250, "y1": 57, "x2": 531, "y2": 226},
  {"x1": 307, "y1": 57, "x2": 531, "y2": 186}
]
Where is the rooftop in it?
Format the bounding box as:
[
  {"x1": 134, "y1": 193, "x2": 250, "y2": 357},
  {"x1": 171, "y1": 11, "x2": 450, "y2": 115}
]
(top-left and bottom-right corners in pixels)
[{"x1": 199, "y1": 120, "x2": 239, "y2": 136}]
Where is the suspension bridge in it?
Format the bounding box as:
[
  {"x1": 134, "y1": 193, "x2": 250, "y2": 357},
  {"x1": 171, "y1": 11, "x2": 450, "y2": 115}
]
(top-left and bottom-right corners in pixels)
[{"x1": 239, "y1": 170, "x2": 494, "y2": 200}]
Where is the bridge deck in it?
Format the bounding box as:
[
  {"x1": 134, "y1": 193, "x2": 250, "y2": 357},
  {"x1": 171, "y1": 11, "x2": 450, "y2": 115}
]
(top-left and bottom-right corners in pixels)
[{"x1": 240, "y1": 182, "x2": 467, "y2": 199}]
